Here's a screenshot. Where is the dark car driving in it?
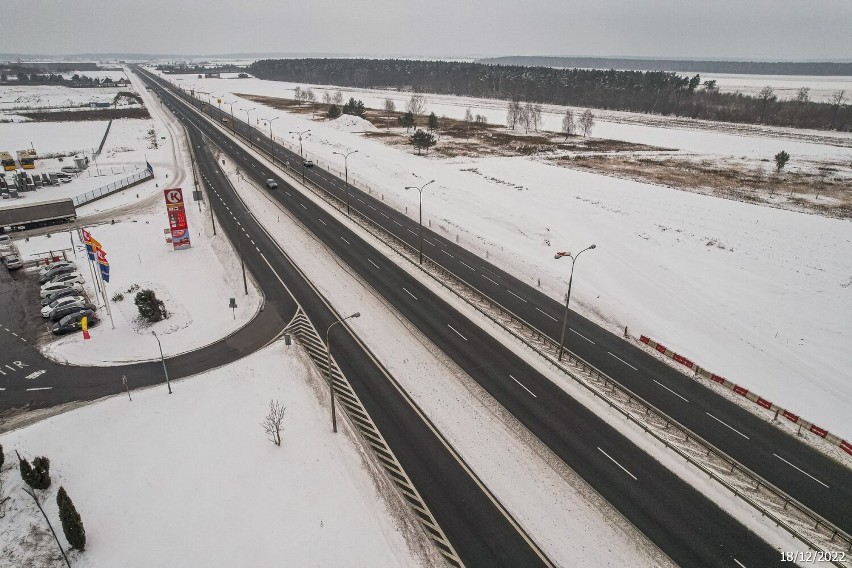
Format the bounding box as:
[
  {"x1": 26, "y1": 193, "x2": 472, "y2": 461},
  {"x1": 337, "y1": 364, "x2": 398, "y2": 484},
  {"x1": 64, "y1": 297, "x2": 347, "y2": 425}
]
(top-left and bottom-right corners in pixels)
[{"x1": 52, "y1": 310, "x2": 99, "y2": 335}]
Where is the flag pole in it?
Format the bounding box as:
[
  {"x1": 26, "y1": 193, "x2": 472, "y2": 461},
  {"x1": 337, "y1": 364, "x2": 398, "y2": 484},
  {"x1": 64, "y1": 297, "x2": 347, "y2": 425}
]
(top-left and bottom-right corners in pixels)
[
  {"x1": 96, "y1": 262, "x2": 115, "y2": 330},
  {"x1": 75, "y1": 222, "x2": 103, "y2": 304}
]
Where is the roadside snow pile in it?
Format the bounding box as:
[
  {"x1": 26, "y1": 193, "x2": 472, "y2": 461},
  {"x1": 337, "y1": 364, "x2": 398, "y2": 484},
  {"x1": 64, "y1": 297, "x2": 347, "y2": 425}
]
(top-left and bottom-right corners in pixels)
[
  {"x1": 0, "y1": 343, "x2": 428, "y2": 568},
  {"x1": 329, "y1": 114, "x2": 378, "y2": 132}
]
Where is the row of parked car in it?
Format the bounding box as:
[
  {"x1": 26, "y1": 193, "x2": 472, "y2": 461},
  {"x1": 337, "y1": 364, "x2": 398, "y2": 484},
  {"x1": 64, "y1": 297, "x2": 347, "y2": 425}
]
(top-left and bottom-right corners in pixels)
[
  {"x1": 0, "y1": 234, "x2": 22, "y2": 269},
  {"x1": 37, "y1": 261, "x2": 100, "y2": 335}
]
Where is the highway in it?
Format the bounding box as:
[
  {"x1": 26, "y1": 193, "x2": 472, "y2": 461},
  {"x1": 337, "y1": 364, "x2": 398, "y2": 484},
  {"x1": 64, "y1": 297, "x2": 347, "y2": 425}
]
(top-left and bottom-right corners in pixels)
[
  {"x1": 139, "y1": 66, "x2": 787, "y2": 567},
  {"x1": 158, "y1": 70, "x2": 852, "y2": 534}
]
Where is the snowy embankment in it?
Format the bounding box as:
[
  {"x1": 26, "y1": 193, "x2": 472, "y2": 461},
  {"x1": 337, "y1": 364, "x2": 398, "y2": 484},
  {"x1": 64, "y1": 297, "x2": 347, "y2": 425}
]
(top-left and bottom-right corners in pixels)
[
  {"x1": 0, "y1": 343, "x2": 431, "y2": 568},
  {"x1": 159, "y1": 68, "x2": 852, "y2": 437}
]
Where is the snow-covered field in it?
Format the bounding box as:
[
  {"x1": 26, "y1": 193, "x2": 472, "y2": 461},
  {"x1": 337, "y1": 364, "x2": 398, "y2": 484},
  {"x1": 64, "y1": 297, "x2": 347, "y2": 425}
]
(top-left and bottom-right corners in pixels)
[
  {"x1": 0, "y1": 83, "x2": 126, "y2": 112},
  {"x1": 689, "y1": 72, "x2": 852, "y2": 103},
  {"x1": 0, "y1": 342, "x2": 430, "y2": 568},
  {"x1": 158, "y1": 68, "x2": 852, "y2": 437}
]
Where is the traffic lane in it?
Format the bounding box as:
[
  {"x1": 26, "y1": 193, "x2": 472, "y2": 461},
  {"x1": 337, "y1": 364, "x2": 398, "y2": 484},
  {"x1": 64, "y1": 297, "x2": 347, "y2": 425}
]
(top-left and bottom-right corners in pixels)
[{"x1": 162, "y1": 77, "x2": 852, "y2": 529}]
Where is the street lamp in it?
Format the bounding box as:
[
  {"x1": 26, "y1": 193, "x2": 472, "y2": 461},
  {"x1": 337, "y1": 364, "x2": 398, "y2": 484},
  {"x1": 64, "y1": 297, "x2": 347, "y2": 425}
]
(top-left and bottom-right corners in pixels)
[
  {"x1": 325, "y1": 312, "x2": 360, "y2": 433},
  {"x1": 289, "y1": 129, "x2": 311, "y2": 158},
  {"x1": 404, "y1": 180, "x2": 435, "y2": 264},
  {"x1": 151, "y1": 330, "x2": 172, "y2": 394},
  {"x1": 244, "y1": 108, "x2": 256, "y2": 147},
  {"x1": 554, "y1": 244, "x2": 597, "y2": 362},
  {"x1": 264, "y1": 117, "x2": 280, "y2": 164},
  {"x1": 332, "y1": 149, "x2": 358, "y2": 215},
  {"x1": 225, "y1": 101, "x2": 236, "y2": 134},
  {"x1": 235, "y1": 211, "x2": 252, "y2": 295}
]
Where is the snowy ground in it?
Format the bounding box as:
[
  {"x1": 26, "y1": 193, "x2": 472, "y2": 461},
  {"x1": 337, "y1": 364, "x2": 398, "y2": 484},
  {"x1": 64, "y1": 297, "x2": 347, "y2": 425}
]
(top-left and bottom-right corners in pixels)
[
  {"x1": 158, "y1": 68, "x2": 852, "y2": 438},
  {"x1": 0, "y1": 83, "x2": 126, "y2": 113},
  {"x1": 0, "y1": 342, "x2": 432, "y2": 568},
  {"x1": 689, "y1": 72, "x2": 852, "y2": 103}
]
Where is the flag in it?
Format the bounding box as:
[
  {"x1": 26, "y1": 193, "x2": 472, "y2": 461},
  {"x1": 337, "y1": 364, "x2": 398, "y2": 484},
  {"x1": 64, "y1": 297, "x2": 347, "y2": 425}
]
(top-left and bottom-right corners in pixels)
[
  {"x1": 96, "y1": 248, "x2": 110, "y2": 283},
  {"x1": 81, "y1": 316, "x2": 90, "y2": 340},
  {"x1": 554, "y1": 251, "x2": 571, "y2": 260},
  {"x1": 87, "y1": 237, "x2": 102, "y2": 261}
]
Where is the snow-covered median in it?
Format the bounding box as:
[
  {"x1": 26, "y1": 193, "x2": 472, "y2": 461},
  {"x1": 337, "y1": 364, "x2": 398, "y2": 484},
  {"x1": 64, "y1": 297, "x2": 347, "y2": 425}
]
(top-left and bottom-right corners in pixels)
[{"x1": 0, "y1": 342, "x2": 431, "y2": 567}]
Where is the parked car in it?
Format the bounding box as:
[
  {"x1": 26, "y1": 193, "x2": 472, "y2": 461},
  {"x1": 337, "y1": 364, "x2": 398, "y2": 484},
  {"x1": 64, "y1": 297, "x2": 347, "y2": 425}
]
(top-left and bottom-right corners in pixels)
[
  {"x1": 38, "y1": 260, "x2": 74, "y2": 277},
  {"x1": 265, "y1": 179, "x2": 278, "y2": 189},
  {"x1": 41, "y1": 286, "x2": 85, "y2": 306},
  {"x1": 52, "y1": 310, "x2": 99, "y2": 335},
  {"x1": 0, "y1": 234, "x2": 12, "y2": 250},
  {"x1": 60, "y1": 166, "x2": 79, "y2": 174},
  {"x1": 2, "y1": 253, "x2": 22, "y2": 270},
  {"x1": 50, "y1": 301, "x2": 95, "y2": 322},
  {"x1": 41, "y1": 295, "x2": 86, "y2": 318},
  {"x1": 55, "y1": 172, "x2": 72, "y2": 183},
  {"x1": 302, "y1": 160, "x2": 314, "y2": 168},
  {"x1": 40, "y1": 281, "x2": 83, "y2": 299},
  {"x1": 39, "y1": 263, "x2": 77, "y2": 284},
  {"x1": 43, "y1": 272, "x2": 84, "y2": 288}
]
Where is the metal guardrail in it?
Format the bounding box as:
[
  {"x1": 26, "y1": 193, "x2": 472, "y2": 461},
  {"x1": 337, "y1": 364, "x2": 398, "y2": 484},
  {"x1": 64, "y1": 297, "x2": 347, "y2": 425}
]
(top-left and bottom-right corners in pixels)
[
  {"x1": 282, "y1": 309, "x2": 465, "y2": 568},
  {"x1": 253, "y1": 128, "x2": 852, "y2": 567},
  {"x1": 173, "y1": 79, "x2": 851, "y2": 566},
  {"x1": 72, "y1": 165, "x2": 153, "y2": 206}
]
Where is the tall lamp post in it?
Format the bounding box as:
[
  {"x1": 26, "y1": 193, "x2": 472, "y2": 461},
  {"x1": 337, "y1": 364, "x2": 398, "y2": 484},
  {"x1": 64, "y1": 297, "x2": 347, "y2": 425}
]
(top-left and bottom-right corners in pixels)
[
  {"x1": 404, "y1": 180, "x2": 435, "y2": 264},
  {"x1": 225, "y1": 101, "x2": 236, "y2": 134},
  {"x1": 244, "y1": 108, "x2": 256, "y2": 147},
  {"x1": 554, "y1": 244, "x2": 596, "y2": 362},
  {"x1": 289, "y1": 129, "x2": 311, "y2": 158},
  {"x1": 151, "y1": 330, "x2": 172, "y2": 394},
  {"x1": 264, "y1": 117, "x2": 280, "y2": 164},
  {"x1": 235, "y1": 211, "x2": 252, "y2": 295},
  {"x1": 325, "y1": 312, "x2": 361, "y2": 432},
  {"x1": 332, "y1": 149, "x2": 358, "y2": 215}
]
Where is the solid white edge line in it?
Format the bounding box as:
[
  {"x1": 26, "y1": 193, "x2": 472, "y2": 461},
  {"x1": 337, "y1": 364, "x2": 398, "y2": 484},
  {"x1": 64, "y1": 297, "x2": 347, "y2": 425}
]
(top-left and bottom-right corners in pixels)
[
  {"x1": 607, "y1": 351, "x2": 637, "y2": 370},
  {"x1": 652, "y1": 379, "x2": 690, "y2": 403},
  {"x1": 509, "y1": 375, "x2": 537, "y2": 398},
  {"x1": 773, "y1": 453, "x2": 829, "y2": 488},
  {"x1": 446, "y1": 324, "x2": 468, "y2": 341},
  {"x1": 597, "y1": 447, "x2": 638, "y2": 481},
  {"x1": 705, "y1": 412, "x2": 750, "y2": 440}
]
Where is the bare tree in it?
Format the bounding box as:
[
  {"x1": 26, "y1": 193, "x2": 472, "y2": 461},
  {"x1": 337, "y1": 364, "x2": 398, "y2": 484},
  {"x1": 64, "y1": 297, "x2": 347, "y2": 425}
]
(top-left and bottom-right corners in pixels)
[
  {"x1": 561, "y1": 108, "x2": 575, "y2": 137},
  {"x1": 506, "y1": 99, "x2": 522, "y2": 130},
  {"x1": 794, "y1": 87, "x2": 810, "y2": 104},
  {"x1": 518, "y1": 103, "x2": 531, "y2": 132},
  {"x1": 293, "y1": 86, "x2": 302, "y2": 101},
  {"x1": 474, "y1": 114, "x2": 487, "y2": 124},
  {"x1": 322, "y1": 91, "x2": 332, "y2": 104},
  {"x1": 579, "y1": 108, "x2": 595, "y2": 137},
  {"x1": 383, "y1": 98, "x2": 396, "y2": 127},
  {"x1": 407, "y1": 93, "x2": 427, "y2": 118},
  {"x1": 464, "y1": 108, "x2": 473, "y2": 123},
  {"x1": 757, "y1": 85, "x2": 776, "y2": 123},
  {"x1": 306, "y1": 89, "x2": 316, "y2": 102},
  {"x1": 262, "y1": 400, "x2": 287, "y2": 446},
  {"x1": 333, "y1": 91, "x2": 344, "y2": 105},
  {"x1": 829, "y1": 89, "x2": 847, "y2": 129},
  {"x1": 524, "y1": 102, "x2": 543, "y2": 132}
]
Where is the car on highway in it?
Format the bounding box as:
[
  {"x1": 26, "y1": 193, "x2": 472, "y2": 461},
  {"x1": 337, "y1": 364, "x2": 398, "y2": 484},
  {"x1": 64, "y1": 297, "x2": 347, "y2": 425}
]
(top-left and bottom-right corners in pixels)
[
  {"x1": 265, "y1": 178, "x2": 278, "y2": 189},
  {"x1": 2, "y1": 253, "x2": 22, "y2": 270},
  {"x1": 52, "y1": 310, "x2": 98, "y2": 335},
  {"x1": 38, "y1": 260, "x2": 74, "y2": 277},
  {"x1": 39, "y1": 263, "x2": 77, "y2": 284},
  {"x1": 41, "y1": 295, "x2": 87, "y2": 318},
  {"x1": 41, "y1": 286, "x2": 86, "y2": 306},
  {"x1": 49, "y1": 300, "x2": 95, "y2": 322},
  {"x1": 42, "y1": 272, "x2": 84, "y2": 288},
  {"x1": 302, "y1": 160, "x2": 314, "y2": 168},
  {"x1": 40, "y1": 281, "x2": 83, "y2": 299}
]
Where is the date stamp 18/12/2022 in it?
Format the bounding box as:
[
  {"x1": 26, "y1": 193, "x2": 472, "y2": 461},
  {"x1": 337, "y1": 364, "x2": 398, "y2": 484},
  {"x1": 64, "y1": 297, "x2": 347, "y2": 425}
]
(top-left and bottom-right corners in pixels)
[{"x1": 781, "y1": 550, "x2": 846, "y2": 563}]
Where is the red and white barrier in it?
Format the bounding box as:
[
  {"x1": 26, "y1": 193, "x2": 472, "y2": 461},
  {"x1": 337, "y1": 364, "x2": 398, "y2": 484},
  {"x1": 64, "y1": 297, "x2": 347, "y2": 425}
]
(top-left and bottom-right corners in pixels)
[{"x1": 639, "y1": 335, "x2": 851, "y2": 456}]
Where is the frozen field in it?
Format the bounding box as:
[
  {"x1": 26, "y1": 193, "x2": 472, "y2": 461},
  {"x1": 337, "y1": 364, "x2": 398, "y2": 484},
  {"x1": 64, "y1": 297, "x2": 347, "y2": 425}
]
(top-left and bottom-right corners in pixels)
[
  {"x1": 689, "y1": 72, "x2": 852, "y2": 103},
  {"x1": 0, "y1": 83, "x2": 126, "y2": 112},
  {"x1": 157, "y1": 67, "x2": 852, "y2": 437}
]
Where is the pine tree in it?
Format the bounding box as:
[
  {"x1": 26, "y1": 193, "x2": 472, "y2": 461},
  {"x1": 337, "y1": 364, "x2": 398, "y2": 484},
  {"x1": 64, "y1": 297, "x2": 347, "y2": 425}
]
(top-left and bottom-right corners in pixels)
[
  {"x1": 0, "y1": 442, "x2": 4, "y2": 469},
  {"x1": 427, "y1": 112, "x2": 439, "y2": 132},
  {"x1": 327, "y1": 104, "x2": 341, "y2": 119},
  {"x1": 31, "y1": 456, "x2": 52, "y2": 490},
  {"x1": 410, "y1": 129, "x2": 436, "y2": 155},
  {"x1": 398, "y1": 111, "x2": 415, "y2": 132},
  {"x1": 774, "y1": 150, "x2": 790, "y2": 171},
  {"x1": 57, "y1": 487, "x2": 86, "y2": 551},
  {"x1": 19, "y1": 455, "x2": 33, "y2": 485}
]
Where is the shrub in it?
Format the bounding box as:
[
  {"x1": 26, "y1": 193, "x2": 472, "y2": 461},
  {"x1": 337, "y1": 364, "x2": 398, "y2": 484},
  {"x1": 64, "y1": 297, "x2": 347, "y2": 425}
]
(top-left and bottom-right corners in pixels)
[
  {"x1": 20, "y1": 455, "x2": 51, "y2": 490},
  {"x1": 135, "y1": 289, "x2": 168, "y2": 322},
  {"x1": 112, "y1": 292, "x2": 124, "y2": 302},
  {"x1": 327, "y1": 104, "x2": 341, "y2": 119},
  {"x1": 57, "y1": 487, "x2": 86, "y2": 550}
]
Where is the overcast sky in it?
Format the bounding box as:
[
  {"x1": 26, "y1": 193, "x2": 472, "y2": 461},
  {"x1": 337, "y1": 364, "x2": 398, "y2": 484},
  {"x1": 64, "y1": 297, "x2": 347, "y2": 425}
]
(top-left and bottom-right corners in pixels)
[{"x1": 2, "y1": 0, "x2": 850, "y2": 60}]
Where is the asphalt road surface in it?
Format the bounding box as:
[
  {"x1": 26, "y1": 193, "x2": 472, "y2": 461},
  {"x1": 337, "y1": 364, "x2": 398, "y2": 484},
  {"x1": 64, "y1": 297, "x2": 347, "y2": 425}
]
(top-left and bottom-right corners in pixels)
[
  {"x1": 139, "y1": 67, "x2": 788, "y2": 567},
  {"x1": 156, "y1": 71, "x2": 852, "y2": 534}
]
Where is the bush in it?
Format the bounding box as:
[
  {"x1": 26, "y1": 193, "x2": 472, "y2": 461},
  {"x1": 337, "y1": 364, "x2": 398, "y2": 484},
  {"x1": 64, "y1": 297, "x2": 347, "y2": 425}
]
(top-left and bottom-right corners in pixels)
[
  {"x1": 19, "y1": 455, "x2": 51, "y2": 490},
  {"x1": 0, "y1": 442, "x2": 4, "y2": 469},
  {"x1": 126, "y1": 283, "x2": 140, "y2": 294},
  {"x1": 327, "y1": 104, "x2": 341, "y2": 119},
  {"x1": 112, "y1": 292, "x2": 124, "y2": 302},
  {"x1": 135, "y1": 289, "x2": 168, "y2": 322},
  {"x1": 57, "y1": 487, "x2": 86, "y2": 550}
]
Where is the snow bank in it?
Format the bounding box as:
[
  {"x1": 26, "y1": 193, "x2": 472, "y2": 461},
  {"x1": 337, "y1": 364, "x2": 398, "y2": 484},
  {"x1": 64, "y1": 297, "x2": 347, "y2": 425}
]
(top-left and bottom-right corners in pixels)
[{"x1": 329, "y1": 114, "x2": 378, "y2": 132}]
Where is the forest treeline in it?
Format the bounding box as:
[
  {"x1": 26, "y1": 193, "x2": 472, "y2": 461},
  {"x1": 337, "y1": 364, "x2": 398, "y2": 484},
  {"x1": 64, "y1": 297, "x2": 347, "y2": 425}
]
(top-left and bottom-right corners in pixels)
[
  {"x1": 476, "y1": 56, "x2": 852, "y2": 76},
  {"x1": 248, "y1": 59, "x2": 850, "y2": 131}
]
